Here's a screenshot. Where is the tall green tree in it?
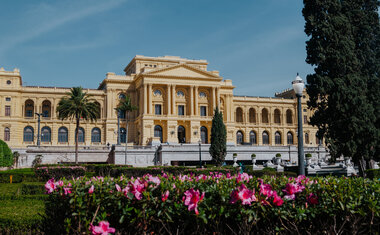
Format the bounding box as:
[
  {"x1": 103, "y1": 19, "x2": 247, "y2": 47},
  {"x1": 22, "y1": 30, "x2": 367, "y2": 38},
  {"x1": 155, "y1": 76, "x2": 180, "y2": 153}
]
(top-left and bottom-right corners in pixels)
[
  {"x1": 0, "y1": 140, "x2": 13, "y2": 167},
  {"x1": 303, "y1": 0, "x2": 380, "y2": 172},
  {"x1": 56, "y1": 87, "x2": 100, "y2": 164},
  {"x1": 209, "y1": 106, "x2": 227, "y2": 166},
  {"x1": 115, "y1": 95, "x2": 138, "y2": 144}
]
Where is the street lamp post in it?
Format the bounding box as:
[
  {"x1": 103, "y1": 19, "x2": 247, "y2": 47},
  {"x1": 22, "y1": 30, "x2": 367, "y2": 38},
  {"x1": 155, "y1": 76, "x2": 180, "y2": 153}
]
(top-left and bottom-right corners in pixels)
[
  {"x1": 117, "y1": 110, "x2": 121, "y2": 145},
  {"x1": 198, "y1": 139, "x2": 202, "y2": 168},
  {"x1": 35, "y1": 113, "x2": 43, "y2": 146},
  {"x1": 125, "y1": 112, "x2": 129, "y2": 165},
  {"x1": 292, "y1": 73, "x2": 305, "y2": 175}
]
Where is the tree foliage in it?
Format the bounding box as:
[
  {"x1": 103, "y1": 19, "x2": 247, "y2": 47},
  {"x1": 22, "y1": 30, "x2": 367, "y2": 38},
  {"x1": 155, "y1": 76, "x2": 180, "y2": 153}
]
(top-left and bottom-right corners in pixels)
[
  {"x1": 303, "y1": 0, "x2": 380, "y2": 168},
  {"x1": 115, "y1": 95, "x2": 138, "y2": 118},
  {"x1": 0, "y1": 140, "x2": 13, "y2": 167},
  {"x1": 209, "y1": 107, "x2": 227, "y2": 166},
  {"x1": 56, "y1": 87, "x2": 100, "y2": 164}
]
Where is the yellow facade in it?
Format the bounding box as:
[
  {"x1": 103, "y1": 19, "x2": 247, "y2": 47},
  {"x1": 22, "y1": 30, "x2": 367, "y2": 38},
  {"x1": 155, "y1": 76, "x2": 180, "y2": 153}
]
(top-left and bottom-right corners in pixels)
[{"x1": 0, "y1": 55, "x2": 320, "y2": 149}]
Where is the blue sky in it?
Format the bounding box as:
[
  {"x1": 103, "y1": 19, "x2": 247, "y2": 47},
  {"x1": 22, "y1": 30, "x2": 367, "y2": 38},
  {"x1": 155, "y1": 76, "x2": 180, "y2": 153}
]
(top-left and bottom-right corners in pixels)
[{"x1": 0, "y1": 0, "x2": 313, "y2": 96}]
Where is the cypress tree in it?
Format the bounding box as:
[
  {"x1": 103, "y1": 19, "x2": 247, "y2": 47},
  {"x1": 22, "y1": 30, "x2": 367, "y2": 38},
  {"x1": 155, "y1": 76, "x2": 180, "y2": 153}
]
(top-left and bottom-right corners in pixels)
[
  {"x1": 209, "y1": 106, "x2": 227, "y2": 166},
  {"x1": 303, "y1": 0, "x2": 380, "y2": 172}
]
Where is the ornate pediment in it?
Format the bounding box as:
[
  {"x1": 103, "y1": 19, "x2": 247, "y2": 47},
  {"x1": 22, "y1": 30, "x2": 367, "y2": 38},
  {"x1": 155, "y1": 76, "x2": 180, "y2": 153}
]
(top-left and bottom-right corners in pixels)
[{"x1": 143, "y1": 64, "x2": 221, "y2": 80}]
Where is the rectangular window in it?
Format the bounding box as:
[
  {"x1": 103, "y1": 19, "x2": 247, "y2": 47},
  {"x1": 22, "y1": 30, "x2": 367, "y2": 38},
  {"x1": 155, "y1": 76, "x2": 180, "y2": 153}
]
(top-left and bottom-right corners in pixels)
[
  {"x1": 5, "y1": 106, "x2": 10, "y2": 116},
  {"x1": 200, "y1": 106, "x2": 207, "y2": 116},
  {"x1": 178, "y1": 105, "x2": 184, "y2": 116},
  {"x1": 155, "y1": 104, "x2": 162, "y2": 115},
  {"x1": 304, "y1": 115, "x2": 308, "y2": 124},
  {"x1": 5, "y1": 97, "x2": 11, "y2": 101}
]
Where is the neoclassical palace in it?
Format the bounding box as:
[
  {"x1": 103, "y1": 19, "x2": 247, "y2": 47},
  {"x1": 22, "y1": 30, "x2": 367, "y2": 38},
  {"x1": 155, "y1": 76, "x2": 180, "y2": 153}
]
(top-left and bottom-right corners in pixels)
[{"x1": 0, "y1": 55, "x2": 321, "y2": 149}]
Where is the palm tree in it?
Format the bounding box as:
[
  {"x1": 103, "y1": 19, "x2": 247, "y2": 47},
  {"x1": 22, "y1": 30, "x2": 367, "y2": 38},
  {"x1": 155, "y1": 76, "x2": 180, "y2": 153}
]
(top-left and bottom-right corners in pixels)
[
  {"x1": 56, "y1": 87, "x2": 100, "y2": 164},
  {"x1": 115, "y1": 95, "x2": 138, "y2": 145}
]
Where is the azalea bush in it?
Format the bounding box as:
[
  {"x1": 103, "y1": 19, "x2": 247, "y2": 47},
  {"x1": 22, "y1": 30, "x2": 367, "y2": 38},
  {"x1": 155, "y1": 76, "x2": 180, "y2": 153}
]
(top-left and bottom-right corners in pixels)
[{"x1": 43, "y1": 173, "x2": 380, "y2": 234}]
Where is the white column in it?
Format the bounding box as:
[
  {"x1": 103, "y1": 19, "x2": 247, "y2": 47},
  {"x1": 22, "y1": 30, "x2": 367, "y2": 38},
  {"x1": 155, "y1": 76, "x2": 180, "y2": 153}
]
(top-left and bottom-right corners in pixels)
[
  {"x1": 143, "y1": 84, "x2": 148, "y2": 114},
  {"x1": 190, "y1": 86, "x2": 194, "y2": 115},
  {"x1": 216, "y1": 87, "x2": 220, "y2": 108},
  {"x1": 167, "y1": 85, "x2": 171, "y2": 115},
  {"x1": 212, "y1": 87, "x2": 216, "y2": 110},
  {"x1": 194, "y1": 86, "x2": 198, "y2": 116},
  {"x1": 172, "y1": 85, "x2": 176, "y2": 115},
  {"x1": 148, "y1": 84, "x2": 152, "y2": 114}
]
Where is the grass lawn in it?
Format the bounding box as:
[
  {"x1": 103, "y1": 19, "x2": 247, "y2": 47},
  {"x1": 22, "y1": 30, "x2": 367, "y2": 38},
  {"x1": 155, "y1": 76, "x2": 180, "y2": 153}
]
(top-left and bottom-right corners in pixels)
[{"x1": 0, "y1": 183, "x2": 45, "y2": 233}]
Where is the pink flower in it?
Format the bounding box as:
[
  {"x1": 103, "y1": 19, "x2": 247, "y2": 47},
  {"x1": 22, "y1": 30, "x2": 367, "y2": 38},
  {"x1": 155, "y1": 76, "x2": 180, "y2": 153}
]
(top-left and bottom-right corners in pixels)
[
  {"x1": 307, "y1": 193, "x2": 318, "y2": 205},
  {"x1": 172, "y1": 183, "x2": 176, "y2": 189},
  {"x1": 56, "y1": 180, "x2": 64, "y2": 187},
  {"x1": 161, "y1": 190, "x2": 169, "y2": 202},
  {"x1": 45, "y1": 179, "x2": 56, "y2": 194},
  {"x1": 122, "y1": 186, "x2": 130, "y2": 197},
  {"x1": 90, "y1": 221, "x2": 115, "y2": 235},
  {"x1": 184, "y1": 188, "x2": 205, "y2": 215},
  {"x1": 282, "y1": 183, "x2": 304, "y2": 200},
  {"x1": 63, "y1": 187, "x2": 72, "y2": 195},
  {"x1": 148, "y1": 176, "x2": 161, "y2": 186},
  {"x1": 237, "y1": 173, "x2": 250, "y2": 183},
  {"x1": 259, "y1": 183, "x2": 273, "y2": 197},
  {"x1": 230, "y1": 184, "x2": 257, "y2": 205},
  {"x1": 89, "y1": 185, "x2": 94, "y2": 194},
  {"x1": 115, "y1": 184, "x2": 121, "y2": 192},
  {"x1": 129, "y1": 179, "x2": 145, "y2": 200},
  {"x1": 272, "y1": 193, "x2": 284, "y2": 206}
]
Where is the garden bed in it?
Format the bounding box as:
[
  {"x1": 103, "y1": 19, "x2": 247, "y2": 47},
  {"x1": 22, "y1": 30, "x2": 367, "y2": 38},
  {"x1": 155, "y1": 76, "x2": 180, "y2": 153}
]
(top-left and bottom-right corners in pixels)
[{"x1": 43, "y1": 173, "x2": 379, "y2": 234}]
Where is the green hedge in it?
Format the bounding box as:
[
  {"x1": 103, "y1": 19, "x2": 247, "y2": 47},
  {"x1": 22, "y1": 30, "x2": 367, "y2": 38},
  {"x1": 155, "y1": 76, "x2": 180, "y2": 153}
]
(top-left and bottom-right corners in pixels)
[
  {"x1": 0, "y1": 168, "x2": 38, "y2": 183},
  {"x1": 34, "y1": 166, "x2": 86, "y2": 181},
  {"x1": 21, "y1": 182, "x2": 45, "y2": 195},
  {"x1": 0, "y1": 140, "x2": 13, "y2": 167},
  {"x1": 366, "y1": 169, "x2": 380, "y2": 180}
]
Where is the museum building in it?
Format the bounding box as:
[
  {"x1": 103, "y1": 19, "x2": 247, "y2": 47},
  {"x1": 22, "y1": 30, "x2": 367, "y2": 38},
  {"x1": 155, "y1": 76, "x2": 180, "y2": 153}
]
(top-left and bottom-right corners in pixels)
[{"x1": 0, "y1": 55, "x2": 321, "y2": 150}]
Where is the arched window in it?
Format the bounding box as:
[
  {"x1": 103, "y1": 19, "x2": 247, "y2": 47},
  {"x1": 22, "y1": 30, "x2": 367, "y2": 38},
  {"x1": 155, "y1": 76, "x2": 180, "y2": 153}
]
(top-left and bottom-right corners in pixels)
[
  {"x1": 201, "y1": 126, "x2": 208, "y2": 144},
  {"x1": 262, "y1": 131, "x2": 269, "y2": 145},
  {"x1": 4, "y1": 127, "x2": 10, "y2": 141},
  {"x1": 23, "y1": 126, "x2": 34, "y2": 142},
  {"x1": 262, "y1": 108, "x2": 269, "y2": 123},
  {"x1": 236, "y1": 107, "x2": 243, "y2": 123},
  {"x1": 249, "y1": 108, "x2": 256, "y2": 123},
  {"x1": 154, "y1": 125, "x2": 163, "y2": 143},
  {"x1": 120, "y1": 128, "x2": 127, "y2": 143},
  {"x1": 287, "y1": 132, "x2": 293, "y2": 145},
  {"x1": 41, "y1": 127, "x2": 51, "y2": 142},
  {"x1": 58, "y1": 127, "x2": 68, "y2": 143},
  {"x1": 91, "y1": 128, "x2": 101, "y2": 143},
  {"x1": 236, "y1": 131, "x2": 244, "y2": 145},
  {"x1": 119, "y1": 93, "x2": 126, "y2": 100},
  {"x1": 153, "y1": 90, "x2": 162, "y2": 96},
  {"x1": 178, "y1": 125, "x2": 186, "y2": 143},
  {"x1": 305, "y1": 133, "x2": 309, "y2": 144},
  {"x1": 24, "y1": 100, "x2": 34, "y2": 118},
  {"x1": 274, "y1": 109, "x2": 281, "y2": 124},
  {"x1": 275, "y1": 131, "x2": 281, "y2": 145},
  {"x1": 286, "y1": 109, "x2": 293, "y2": 124},
  {"x1": 76, "y1": 127, "x2": 85, "y2": 143},
  {"x1": 42, "y1": 100, "x2": 51, "y2": 118},
  {"x1": 249, "y1": 131, "x2": 257, "y2": 144}
]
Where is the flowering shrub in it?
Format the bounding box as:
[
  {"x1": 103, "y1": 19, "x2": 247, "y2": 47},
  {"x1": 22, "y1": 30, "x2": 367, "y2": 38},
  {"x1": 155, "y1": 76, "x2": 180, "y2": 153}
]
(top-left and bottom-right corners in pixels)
[
  {"x1": 42, "y1": 173, "x2": 380, "y2": 234},
  {"x1": 35, "y1": 166, "x2": 86, "y2": 181}
]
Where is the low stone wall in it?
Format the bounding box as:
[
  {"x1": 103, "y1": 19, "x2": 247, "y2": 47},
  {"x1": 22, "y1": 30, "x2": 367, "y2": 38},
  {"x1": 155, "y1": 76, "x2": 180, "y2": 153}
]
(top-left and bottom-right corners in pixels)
[{"x1": 13, "y1": 145, "x2": 328, "y2": 168}]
